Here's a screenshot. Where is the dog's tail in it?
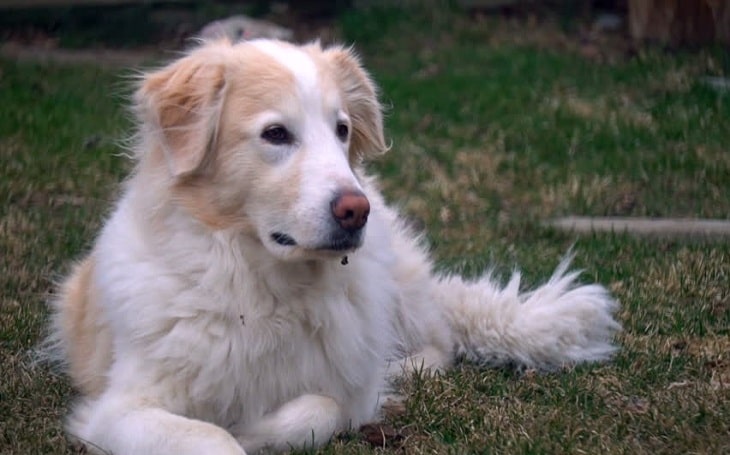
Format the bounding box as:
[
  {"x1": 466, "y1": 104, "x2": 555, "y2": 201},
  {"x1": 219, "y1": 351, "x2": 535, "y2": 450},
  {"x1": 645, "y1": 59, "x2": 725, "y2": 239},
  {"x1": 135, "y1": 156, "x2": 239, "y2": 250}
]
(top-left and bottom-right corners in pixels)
[{"x1": 434, "y1": 256, "x2": 621, "y2": 370}]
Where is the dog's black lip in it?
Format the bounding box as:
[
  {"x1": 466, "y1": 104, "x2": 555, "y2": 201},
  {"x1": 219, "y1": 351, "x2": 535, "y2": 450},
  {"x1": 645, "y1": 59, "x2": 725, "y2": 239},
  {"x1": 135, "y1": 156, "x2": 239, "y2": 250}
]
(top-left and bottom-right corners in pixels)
[
  {"x1": 271, "y1": 230, "x2": 362, "y2": 252},
  {"x1": 316, "y1": 231, "x2": 363, "y2": 252},
  {"x1": 316, "y1": 242, "x2": 357, "y2": 252},
  {"x1": 271, "y1": 232, "x2": 297, "y2": 246}
]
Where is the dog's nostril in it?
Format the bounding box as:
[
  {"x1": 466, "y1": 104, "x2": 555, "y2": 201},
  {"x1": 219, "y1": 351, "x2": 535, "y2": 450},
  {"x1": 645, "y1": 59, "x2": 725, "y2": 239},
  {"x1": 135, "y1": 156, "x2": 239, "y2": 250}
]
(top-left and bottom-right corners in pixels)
[{"x1": 331, "y1": 191, "x2": 370, "y2": 231}]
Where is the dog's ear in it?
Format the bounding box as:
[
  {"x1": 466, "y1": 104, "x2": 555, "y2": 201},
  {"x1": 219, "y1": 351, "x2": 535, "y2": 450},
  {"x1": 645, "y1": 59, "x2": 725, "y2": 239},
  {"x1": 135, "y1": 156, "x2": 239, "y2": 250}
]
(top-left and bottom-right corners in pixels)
[
  {"x1": 135, "y1": 50, "x2": 227, "y2": 178},
  {"x1": 325, "y1": 46, "x2": 387, "y2": 161}
]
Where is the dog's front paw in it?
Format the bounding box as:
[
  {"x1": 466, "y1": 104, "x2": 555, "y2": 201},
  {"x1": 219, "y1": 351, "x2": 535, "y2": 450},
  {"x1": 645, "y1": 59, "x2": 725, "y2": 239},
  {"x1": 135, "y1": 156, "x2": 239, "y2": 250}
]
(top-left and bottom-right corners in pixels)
[{"x1": 235, "y1": 394, "x2": 344, "y2": 453}]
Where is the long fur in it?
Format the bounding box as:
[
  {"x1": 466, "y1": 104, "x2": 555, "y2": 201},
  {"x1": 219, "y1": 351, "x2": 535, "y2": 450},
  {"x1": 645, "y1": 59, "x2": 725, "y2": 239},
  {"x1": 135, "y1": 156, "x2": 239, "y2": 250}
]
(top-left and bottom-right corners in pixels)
[{"x1": 46, "y1": 39, "x2": 620, "y2": 455}]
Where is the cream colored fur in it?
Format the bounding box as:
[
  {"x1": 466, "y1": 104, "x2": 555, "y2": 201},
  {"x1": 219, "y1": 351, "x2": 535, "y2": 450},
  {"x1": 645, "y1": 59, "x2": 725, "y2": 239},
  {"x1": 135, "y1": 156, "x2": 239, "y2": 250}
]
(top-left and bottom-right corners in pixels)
[{"x1": 48, "y1": 39, "x2": 620, "y2": 455}]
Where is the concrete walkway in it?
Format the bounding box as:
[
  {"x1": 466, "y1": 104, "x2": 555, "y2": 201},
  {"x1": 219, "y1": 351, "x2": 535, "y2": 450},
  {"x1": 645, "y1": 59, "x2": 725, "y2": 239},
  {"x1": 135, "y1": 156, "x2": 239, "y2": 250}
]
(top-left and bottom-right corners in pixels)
[{"x1": 547, "y1": 216, "x2": 730, "y2": 239}]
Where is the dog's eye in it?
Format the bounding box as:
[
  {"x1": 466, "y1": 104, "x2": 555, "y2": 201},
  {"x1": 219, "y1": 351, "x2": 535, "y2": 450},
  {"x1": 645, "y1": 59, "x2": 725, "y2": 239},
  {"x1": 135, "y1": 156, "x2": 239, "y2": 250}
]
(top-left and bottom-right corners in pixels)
[
  {"x1": 261, "y1": 125, "x2": 293, "y2": 145},
  {"x1": 336, "y1": 122, "x2": 349, "y2": 142}
]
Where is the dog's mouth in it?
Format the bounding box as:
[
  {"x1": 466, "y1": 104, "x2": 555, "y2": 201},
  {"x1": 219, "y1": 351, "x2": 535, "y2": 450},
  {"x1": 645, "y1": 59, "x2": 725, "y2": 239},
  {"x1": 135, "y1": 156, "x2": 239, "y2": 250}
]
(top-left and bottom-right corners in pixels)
[
  {"x1": 316, "y1": 229, "x2": 364, "y2": 252},
  {"x1": 271, "y1": 232, "x2": 297, "y2": 246},
  {"x1": 270, "y1": 230, "x2": 363, "y2": 253},
  {"x1": 317, "y1": 236, "x2": 361, "y2": 252}
]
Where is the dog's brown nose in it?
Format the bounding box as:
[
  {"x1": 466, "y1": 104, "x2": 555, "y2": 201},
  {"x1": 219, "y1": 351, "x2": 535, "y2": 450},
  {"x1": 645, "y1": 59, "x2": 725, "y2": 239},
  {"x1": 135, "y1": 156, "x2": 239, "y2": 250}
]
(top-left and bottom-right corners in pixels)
[{"x1": 331, "y1": 191, "x2": 370, "y2": 231}]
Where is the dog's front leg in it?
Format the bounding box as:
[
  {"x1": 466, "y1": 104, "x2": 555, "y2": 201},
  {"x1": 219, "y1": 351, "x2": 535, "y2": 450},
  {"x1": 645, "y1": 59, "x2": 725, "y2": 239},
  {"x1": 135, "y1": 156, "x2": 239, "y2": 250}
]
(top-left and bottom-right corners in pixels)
[
  {"x1": 71, "y1": 396, "x2": 246, "y2": 455},
  {"x1": 234, "y1": 394, "x2": 344, "y2": 453}
]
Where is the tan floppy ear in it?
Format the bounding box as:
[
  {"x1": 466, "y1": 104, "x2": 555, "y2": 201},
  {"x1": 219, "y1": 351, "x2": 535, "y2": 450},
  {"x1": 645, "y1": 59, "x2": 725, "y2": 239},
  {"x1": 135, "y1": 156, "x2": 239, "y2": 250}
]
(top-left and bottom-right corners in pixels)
[
  {"x1": 326, "y1": 46, "x2": 387, "y2": 161},
  {"x1": 135, "y1": 51, "x2": 227, "y2": 177}
]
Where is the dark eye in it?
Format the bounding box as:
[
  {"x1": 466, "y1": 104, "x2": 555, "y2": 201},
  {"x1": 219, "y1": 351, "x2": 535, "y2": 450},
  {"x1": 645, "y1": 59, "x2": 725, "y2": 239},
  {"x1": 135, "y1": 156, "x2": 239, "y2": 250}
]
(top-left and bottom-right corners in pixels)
[
  {"x1": 336, "y1": 122, "x2": 349, "y2": 142},
  {"x1": 261, "y1": 125, "x2": 293, "y2": 145}
]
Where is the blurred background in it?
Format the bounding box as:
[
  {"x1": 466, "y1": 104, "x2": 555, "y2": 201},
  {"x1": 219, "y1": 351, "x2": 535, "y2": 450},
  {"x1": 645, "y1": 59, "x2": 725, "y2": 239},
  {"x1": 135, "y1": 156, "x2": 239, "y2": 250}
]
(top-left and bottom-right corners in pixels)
[{"x1": 0, "y1": 1, "x2": 728, "y2": 54}]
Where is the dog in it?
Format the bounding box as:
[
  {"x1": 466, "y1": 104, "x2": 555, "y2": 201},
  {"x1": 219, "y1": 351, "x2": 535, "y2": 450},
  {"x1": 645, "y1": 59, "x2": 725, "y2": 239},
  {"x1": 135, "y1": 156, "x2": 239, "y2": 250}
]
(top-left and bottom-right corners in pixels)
[{"x1": 47, "y1": 39, "x2": 620, "y2": 454}]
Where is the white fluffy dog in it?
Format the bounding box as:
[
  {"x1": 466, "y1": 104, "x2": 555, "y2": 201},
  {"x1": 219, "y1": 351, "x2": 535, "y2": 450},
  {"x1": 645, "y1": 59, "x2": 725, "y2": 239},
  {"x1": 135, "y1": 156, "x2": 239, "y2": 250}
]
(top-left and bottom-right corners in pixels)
[{"x1": 48, "y1": 39, "x2": 620, "y2": 454}]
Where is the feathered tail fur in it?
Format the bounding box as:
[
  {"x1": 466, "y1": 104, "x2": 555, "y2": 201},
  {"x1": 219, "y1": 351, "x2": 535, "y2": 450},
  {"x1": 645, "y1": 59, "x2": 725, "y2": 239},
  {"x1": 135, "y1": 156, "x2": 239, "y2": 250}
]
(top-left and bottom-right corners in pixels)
[{"x1": 435, "y1": 256, "x2": 621, "y2": 370}]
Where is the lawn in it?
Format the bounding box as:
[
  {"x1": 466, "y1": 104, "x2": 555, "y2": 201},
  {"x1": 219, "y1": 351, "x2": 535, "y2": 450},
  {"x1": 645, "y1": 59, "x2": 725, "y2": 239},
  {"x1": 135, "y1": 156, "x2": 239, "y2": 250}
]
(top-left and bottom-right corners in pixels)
[{"x1": 1, "y1": 5, "x2": 728, "y2": 454}]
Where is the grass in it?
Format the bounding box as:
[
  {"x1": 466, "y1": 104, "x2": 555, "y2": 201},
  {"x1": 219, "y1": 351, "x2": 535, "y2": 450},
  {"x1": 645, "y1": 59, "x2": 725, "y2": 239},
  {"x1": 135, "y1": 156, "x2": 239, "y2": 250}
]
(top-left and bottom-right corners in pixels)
[{"x1": 1, "y1": 5, "x2": 729, "y2": 454}]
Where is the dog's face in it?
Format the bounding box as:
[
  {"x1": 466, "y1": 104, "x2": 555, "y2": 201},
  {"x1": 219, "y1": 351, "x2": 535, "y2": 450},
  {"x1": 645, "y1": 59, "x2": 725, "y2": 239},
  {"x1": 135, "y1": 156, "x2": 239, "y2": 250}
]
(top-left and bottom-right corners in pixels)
[{"x1": 134, "y1": 40, "x2": 386, "y2": 261}]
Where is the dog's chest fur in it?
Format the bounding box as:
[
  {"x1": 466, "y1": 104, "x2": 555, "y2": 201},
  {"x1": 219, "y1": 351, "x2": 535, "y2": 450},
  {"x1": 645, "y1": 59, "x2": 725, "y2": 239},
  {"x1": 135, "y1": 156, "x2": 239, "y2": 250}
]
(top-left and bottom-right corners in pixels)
[{"x1": 97, "y1": 197, "x2": 398, "y2": 427}]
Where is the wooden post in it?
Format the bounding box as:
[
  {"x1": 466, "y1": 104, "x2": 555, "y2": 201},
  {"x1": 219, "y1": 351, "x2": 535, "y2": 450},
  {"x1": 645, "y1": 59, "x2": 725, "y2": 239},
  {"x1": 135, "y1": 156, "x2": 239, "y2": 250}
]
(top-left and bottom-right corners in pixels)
[{"x1": 629, "y1": 0, "x2": 730, "y2": 46}]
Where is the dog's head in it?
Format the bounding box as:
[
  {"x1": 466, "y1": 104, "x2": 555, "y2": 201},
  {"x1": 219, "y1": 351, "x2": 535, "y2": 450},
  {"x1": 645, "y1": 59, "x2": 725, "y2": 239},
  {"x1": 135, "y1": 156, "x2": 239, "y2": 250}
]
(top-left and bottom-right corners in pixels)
[{"x1": 134, "y1": 39, "x2": 387, "y2": 261}]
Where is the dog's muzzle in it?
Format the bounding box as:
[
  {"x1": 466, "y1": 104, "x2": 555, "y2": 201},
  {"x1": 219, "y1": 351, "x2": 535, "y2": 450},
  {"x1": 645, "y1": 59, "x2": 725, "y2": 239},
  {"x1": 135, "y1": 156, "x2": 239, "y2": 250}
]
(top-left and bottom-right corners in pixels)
[{"x1": 270, "y1": 190, "x2": 370, "y2": 253}]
